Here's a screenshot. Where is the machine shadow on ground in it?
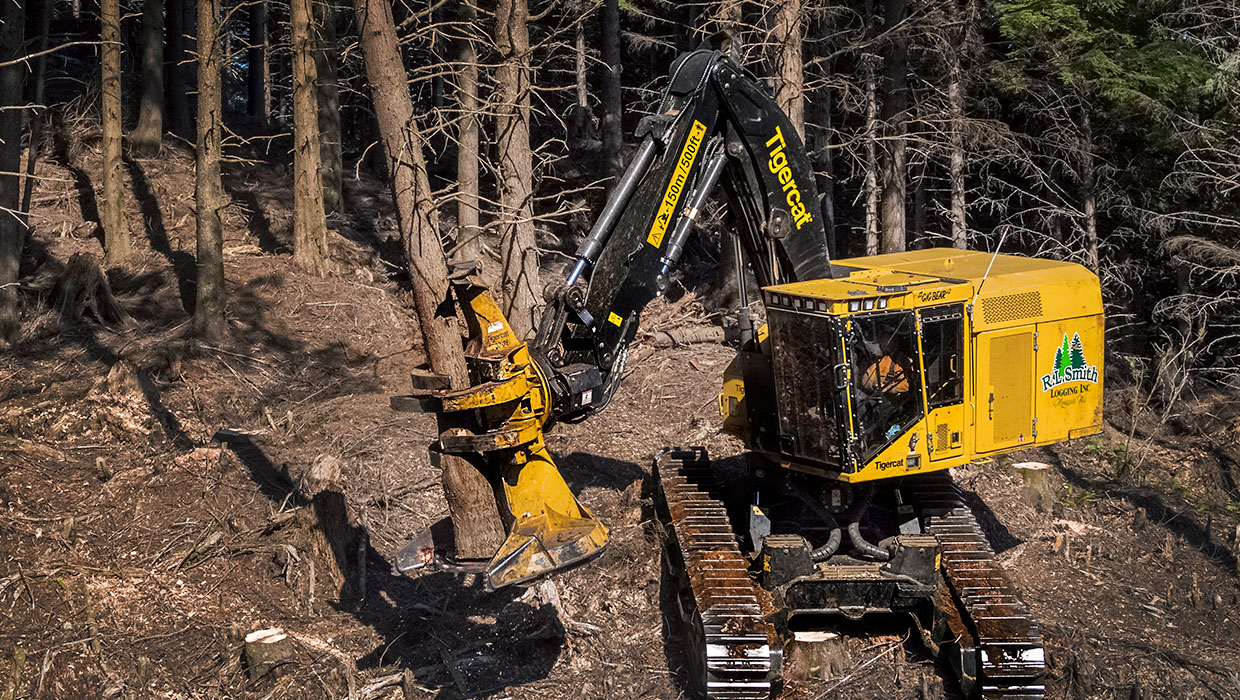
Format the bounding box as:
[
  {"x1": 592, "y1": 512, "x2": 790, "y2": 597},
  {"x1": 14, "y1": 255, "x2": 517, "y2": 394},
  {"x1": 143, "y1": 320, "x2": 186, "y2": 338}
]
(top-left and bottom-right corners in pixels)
[{"x1": 219, "y1": 431, "x2": 566, "y2": 699}]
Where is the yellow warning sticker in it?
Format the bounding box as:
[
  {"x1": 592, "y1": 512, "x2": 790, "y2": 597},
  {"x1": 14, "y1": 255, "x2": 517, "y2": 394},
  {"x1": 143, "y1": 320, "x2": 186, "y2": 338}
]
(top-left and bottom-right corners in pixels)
[
  {"x1": 608, "y1": 312, "x2": 623, "y2": 327},
  {"x1": 647, "y1": 120, "x2": 707, "y2": 248}
]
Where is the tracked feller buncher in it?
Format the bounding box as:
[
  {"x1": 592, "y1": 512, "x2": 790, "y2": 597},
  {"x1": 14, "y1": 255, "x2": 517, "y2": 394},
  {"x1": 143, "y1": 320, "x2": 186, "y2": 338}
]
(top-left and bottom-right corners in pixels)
[{"x1": 392, "y1": 37, "x2": 1104, "y2": 700}]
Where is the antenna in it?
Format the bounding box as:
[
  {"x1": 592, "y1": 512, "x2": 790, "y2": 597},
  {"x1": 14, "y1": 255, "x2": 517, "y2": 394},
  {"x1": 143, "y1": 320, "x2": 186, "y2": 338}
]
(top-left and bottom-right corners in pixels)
[{"x1": 968, "y1": 225, "x2": 1011, "y2": 317}]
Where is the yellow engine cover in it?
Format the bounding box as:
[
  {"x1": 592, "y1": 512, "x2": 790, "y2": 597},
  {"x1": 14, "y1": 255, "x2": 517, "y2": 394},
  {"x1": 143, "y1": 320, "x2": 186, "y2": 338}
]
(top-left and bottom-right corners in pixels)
[{"x1": 721, "y1": 248, "x2": 1104, "y2": 482}]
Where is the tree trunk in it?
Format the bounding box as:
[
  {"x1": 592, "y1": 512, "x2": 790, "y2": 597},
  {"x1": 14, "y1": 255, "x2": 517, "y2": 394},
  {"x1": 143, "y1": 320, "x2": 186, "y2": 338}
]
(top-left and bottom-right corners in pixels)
[
  {"x1": 101, "y1": 0, "x2": 129, "y2": 264},
  {"x1": 0, "y1": 0, "x2": 25, "y2": 347},
  {"x1": 193, "y1": 0, "x2": 226, "y2": 339},
  {"x1": 247, "y1": 0, "x2": 268, "y2": 123},
  {"x1": 600, "y1": 0, "x2": 623, "y2": 184},
  {"x1": 812, "y1": 86, "x2": 836, "y2": 257},
  {"x1": 315, "y1": 0, "x2": 342, "y2": 217},
  {"x1": 133, "y1": 0, "x2": 164, "y2": 156},
  {"x1": 864, "y1": 54, "x2": 879, "y2": 256},
  {"x1": 454, "y1": 0, "x2": 482, "y2": 263},
  {"x1": 878, "y1": 0, "x2": 907, "y2": 254},
  {"x1": 947, "y1": 0, "x2": 967, "y2": 249},
  {"x1": 575, "y1": 15, "x2": 588, "y2": 110},
  {"x1": 165, "y1": 0, "x2": 193, "y2": 138},
  {"x1": 494, "y1": 0, "x2": 544, "y2": 339},
  {"x1": 20, "y1": 0, "x2": 51, "y2": 229},
  {"x1": 352, "y1": 0, "x2": 505, "y2": 559},
  {"x1": 292, "y1": 0, "x2": 329, "y2": 274},
  {"x1": 772, "y1": 0, "x2": 803, "y2": 138},
  {"x1": 1081, "y1": 108, "x2": 1099, "y2": 271}
]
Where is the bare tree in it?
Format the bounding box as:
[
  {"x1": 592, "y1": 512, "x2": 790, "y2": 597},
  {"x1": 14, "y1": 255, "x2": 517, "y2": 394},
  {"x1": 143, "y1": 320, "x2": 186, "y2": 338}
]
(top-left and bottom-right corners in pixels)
[
  {"x1": 0, "y1": 0, "x2": 25, "y2": 347},
  {"x1": 101, "y1": 0, "x2": 129, "y2": 263},
  {"x1": 133, "y1": 0, "x2": 164, "y2": 156},
  {"x1": 315, "y1": 0, "x2": 342, "y2": 217},
  {"x1": 166, "y1": 0, "x2": 193, "y2": 138},
  {"x1": 454, "y1": 0, "x2": 482, "y2": 263},
  {"x1": 494, "y1": 0, "x2": 544, "y2": 338},
  {"x1": 771, "y1": 0, "x2": 803, "y2": 138},
  {"x1": 946, "y1": 0, "x2": 967, "y2": 249},
  {"x1": 351, "y1": 0, "x2": 505, "y2": 559},
  {"x1": 248, "y1": 0, "x2": 268, "y2": 123},
  {"x1": 1081, "y1": 108, "x2": 1099, "y2": 270},
  {"x1": 292, "y1": 0, "x2": 329, "y2": 273},
  {"x1": 878, "y1": 0, "x2": 908, "y2": 254},
  {"x1": 193, "y1": 0, "x2": 226, "y2": 339},
  {"x1": 600, "y1": 0, "x2": 622, "y2": 183}
]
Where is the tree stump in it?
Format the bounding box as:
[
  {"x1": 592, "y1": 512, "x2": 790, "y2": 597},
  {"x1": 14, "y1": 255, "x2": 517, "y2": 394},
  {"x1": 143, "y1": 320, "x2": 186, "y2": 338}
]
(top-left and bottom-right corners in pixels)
[
  {"x1": 286, "y1": 454, "x2": 368, "y2": 609},
  {"x1": 50, "y1": 253, "x2": 132, "y2": 327},
  {"x1": 243, "y1": 628, "x2": 292, "y2": 680}
]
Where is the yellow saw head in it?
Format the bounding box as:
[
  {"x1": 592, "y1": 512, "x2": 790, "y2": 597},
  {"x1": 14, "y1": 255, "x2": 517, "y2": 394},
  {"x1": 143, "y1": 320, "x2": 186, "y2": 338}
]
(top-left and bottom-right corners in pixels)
[{"x1": 391, "y1": 268, "x2": 608, "y2": 590}]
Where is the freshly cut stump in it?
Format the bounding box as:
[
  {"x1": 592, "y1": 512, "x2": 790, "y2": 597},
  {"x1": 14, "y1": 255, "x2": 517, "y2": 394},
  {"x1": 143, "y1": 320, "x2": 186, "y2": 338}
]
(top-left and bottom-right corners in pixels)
[{"x1": 244, "y1": 628, "x2": 293, "y2": 680}]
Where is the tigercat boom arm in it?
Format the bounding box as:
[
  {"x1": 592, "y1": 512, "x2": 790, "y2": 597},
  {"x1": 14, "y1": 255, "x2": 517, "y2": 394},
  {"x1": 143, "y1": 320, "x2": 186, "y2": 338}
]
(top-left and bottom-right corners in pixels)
[
  {"x1": 392, "y1": 38, "x2": 833, "y2": 589},
  {"x1": 533, "y1": 39, "x2": 832, "y2": 425}
]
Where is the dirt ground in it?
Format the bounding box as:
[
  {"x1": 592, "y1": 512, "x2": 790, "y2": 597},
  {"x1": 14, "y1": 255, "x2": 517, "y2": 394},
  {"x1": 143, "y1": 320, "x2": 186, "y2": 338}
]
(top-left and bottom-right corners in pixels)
[{"x1": 3, "y1": 143, "x2": 1240, "y2": 700}]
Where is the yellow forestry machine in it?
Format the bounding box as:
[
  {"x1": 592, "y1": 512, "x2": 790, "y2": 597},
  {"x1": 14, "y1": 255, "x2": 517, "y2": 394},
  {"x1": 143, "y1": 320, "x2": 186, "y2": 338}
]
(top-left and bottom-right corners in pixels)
[{"x1": 392, "y1": 38, "x2": 1104, "y2": 700}]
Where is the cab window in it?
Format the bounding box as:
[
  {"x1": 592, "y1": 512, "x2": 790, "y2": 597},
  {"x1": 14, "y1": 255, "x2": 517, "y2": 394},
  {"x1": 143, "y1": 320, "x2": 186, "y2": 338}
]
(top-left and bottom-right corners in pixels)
[
  {"x1": 847, "y1": 311, "x2": 923, "y2": 461},
  {"x1": 921, "y1": 305, "x2": 964, "y2": 409}
]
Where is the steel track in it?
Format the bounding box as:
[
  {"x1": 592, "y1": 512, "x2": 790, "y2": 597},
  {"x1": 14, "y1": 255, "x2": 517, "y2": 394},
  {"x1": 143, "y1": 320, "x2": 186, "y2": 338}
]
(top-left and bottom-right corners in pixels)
[
  {"x1": 655, "y1": 447, "x2": 779, "y2": 700},
  {"x1": 906, "y1": 472, "x2": 1047, "y2": 699}
]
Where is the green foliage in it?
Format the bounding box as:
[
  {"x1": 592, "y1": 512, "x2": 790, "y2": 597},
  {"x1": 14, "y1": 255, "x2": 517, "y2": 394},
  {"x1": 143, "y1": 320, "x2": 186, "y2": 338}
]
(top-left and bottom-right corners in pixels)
[
  {"x1": 1060, "y1": 482, "x2": 1097, "y2": 507},
  {"x1": 994, "y1": 0, "x2": 1214, "y2": 123}
]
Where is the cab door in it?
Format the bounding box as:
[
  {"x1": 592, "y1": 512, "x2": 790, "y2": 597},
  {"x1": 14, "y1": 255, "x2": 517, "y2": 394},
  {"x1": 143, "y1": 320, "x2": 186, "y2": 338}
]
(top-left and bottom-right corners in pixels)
[
  {"x1": 920, "y1": 305, "x2": 966, "y2": 461},
  {"x1": 974, "y1": 326, "x2": 1036, "y2": 452}
]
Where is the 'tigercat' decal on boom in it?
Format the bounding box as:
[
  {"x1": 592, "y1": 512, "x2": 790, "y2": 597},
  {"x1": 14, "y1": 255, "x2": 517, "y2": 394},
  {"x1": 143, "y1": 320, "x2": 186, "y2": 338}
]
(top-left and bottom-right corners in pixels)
[{"x1": 766, "y1": 126, "x2": 814, "y2": 230}]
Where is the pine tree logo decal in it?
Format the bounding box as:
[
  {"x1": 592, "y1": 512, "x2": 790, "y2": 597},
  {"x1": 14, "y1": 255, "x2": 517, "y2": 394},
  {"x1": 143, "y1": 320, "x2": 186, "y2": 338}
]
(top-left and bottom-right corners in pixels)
[{"x1": 1042, "y1": 332, "x2": 1098, "y2": 392}]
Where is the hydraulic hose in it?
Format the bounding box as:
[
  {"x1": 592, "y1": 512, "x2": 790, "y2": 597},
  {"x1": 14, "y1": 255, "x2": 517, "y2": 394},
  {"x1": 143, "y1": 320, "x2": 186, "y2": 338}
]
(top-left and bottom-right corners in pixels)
[
  {"x1": 791, "y1": 487, "x2": 842, "y2": 561},
  {"x1": 844, "y1": 489, "x2": 892, "y2": 562}
]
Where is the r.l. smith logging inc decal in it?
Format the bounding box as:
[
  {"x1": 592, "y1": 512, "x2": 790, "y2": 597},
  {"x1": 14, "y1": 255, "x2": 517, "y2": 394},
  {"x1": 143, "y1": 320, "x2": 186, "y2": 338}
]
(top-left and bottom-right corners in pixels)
[{"x1": 1040, "y1": 332, "x2": 1098, "y2": 392}]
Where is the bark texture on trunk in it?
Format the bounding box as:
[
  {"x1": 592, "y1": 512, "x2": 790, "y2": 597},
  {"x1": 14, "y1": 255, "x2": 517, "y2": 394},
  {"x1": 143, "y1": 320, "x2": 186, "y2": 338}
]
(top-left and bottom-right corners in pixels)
[
  {"x1": 165, "y1": 0, "x2": 193, "y2": 138},
  {"x1": 878, "y1": 0, "x2": 908, "y2": 254},
  {"x1": 1082, "y1": 108, "x2": 1099, "y2": 271},
  {"x1": 133, "y1": 0, "x2": 165, "y2": 156},
  {"x1": 454, "y1": 0, "x2": 481, "y2": 263},
  {"x1": 0, "y1": 0, "x2": 25, "y2": 346},
  {"x1": 864, "y1": 54, "x2": 880, "y2": 256},
  {"x1": 352, "y1": 0, "x2": 505, "y2": 559},
  {"x1": 811, "y1": 86, "x2": 835, "y2": 257},
  {"x1": 600, "y1": 0, "x2": 623, "y2": 183},
  {"x1": 20, "y1": 0, "x2": 50, "y2": 229},
  {"x1": 193, "y1": 0, "x2": 226, "y2": 339},
  {"x1": 248, "y1": 0, "x2": 268, "y2": 122},
  {"x1": 101, "y1": 0, "x2": 129, "y2": 264},
  {"x1": 947, "y1": 0, "x2": 967, "y2": 249},
  {"x1": 772, "y1": 0, "x2": 803, "y2": 138},
  {"x1": 315, "y1": 0, "x2": 342, "y2": 217},
  {"x1": 494, "y1": 0, "x2": 544, "y2": 339},
  {"x1": 292, "y1": 0, "x2": 329, "y2": 274}
]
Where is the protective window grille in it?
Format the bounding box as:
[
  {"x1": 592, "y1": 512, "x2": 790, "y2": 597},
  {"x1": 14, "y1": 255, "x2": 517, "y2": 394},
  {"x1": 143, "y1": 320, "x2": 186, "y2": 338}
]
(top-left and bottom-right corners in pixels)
[{"x1": 980, "y1": 292, "x2": 1043, "y2": 324}]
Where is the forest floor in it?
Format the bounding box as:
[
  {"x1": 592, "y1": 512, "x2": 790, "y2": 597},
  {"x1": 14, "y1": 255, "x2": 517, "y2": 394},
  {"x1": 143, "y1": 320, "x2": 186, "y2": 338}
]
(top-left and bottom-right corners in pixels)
[{"x1": 3, "y1": 140, "x2": 1240, "y2": 700}]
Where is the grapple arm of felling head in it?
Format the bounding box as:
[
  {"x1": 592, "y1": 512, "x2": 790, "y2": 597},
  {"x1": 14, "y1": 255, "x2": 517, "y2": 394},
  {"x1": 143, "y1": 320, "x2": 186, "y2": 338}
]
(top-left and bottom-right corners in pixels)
[{"x1": 390, "y1": 268, "x2": 608, "y2": 590}]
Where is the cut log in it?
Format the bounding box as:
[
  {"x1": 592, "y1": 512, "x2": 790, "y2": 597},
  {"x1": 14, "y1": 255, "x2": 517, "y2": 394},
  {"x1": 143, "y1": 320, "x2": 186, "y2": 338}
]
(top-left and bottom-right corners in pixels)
[{"x1": 243, "y1": 628, "x2": 292, "y2": 680}]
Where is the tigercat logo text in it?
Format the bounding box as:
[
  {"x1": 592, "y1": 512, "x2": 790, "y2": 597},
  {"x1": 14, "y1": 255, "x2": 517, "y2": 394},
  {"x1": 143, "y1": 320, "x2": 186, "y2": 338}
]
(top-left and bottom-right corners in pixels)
[
  {"x1": 647, "y1": 120, "x2": 707, "y2": 248},
  {"x1": 766, "y1": 126, "x2": 814, "y2": 230},
  {"x1": 876, "y1": 458, "x2": 904, "y2": 471},
  {"x1": 1040, "y1": 332, "x2": 1099, "y2": 393}
]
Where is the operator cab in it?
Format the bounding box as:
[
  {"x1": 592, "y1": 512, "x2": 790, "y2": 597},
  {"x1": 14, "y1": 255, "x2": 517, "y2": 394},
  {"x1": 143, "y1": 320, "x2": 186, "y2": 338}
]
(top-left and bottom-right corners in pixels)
[{"x1": 720, "y1": 248, "x2": 1104, "y2": 483}]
